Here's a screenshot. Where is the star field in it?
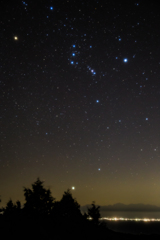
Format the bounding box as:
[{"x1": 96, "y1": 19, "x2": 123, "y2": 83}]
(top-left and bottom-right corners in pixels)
[{"x1": 1, "y1": 1, "x2": 160, "y2": 206}]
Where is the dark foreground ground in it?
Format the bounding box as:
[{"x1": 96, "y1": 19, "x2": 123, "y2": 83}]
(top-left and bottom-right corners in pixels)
[
  {"x1": 106, "y1": 220, "x2": 160, "y2": 235},
  {"x1": 1, "y1": 217, "x2": 160, "y2": 240}
]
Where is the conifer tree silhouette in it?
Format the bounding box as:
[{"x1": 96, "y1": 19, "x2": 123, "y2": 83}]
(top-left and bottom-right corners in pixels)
[
  {"x1": 60, "y1": 189, "x2": 82, "y2": 220},
  {"x1": 23, "y1": 178, "x2": 55, "y2": 218},
  {"x1": 87, "y1": 201, "x2": 101, "y2": 225}
]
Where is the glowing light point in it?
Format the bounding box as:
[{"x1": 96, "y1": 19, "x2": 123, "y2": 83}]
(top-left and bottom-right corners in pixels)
[
  {"x1": 14, "y1": 36, "x2": 18, "y2": 40},
  {"x1": 71, "y1": 61, "x2": 74, "y2": 64},
  {"x1": 72, "y1": 53, "x2": 75, "y2": 56},
  {"x1": 50, "y1": 6, "x2": 53, "y2": 10},
  {"x1": 90, "y1": 46, "x2": 92, "y2": 48},
  {"x1": 118, "y1": 38, "x2": 121, "y2": 41},
  {"x1": 73, "y1": 45, "x2": 76, "y2": 47},
  {"x1": 96, "y1": 100, "x2": 99, "y2": 103},
  {"x1": 98, "y1": 168, "x2": 101, "y2": 171},
  {"x1": 72, "y1": 186, "x2": 75, "y2": 190},
  {"x1": 123, "y1": 58, "x2": 128, "y2": 62},
  {"x1": 146, "y1": 118, "x2": 148, "y2": 120}
]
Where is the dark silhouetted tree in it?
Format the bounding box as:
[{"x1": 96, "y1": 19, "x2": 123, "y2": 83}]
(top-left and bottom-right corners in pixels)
[
  {"x1": 16, "y1": 200, "x2": 21, "y2": 210},
  {"x1": 50, "y1": 189, "x2": 86, "y2": 239},
  {"x1": 2, "y1": 199, "x2": 15, "y2": 216},
  {"x1": 2, "y1": 199, "x2": 21, "y2": 218},
  {"x1": 0, "y1": 197, "x2": 1, "y2": 213},
  {"x1": 87, "y1": 201, "x2": 101, "y2": 225},
  {"x1": 53, "y1": 189, "x2": 82, "y2": 224},
  {"x1": 23, "y1": 178, "x2": 55, "y2": 218}
]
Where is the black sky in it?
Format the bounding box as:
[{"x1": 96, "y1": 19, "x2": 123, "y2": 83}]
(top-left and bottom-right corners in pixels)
[{"x1": 1, "y1": 0, "x2": 160, "y2": 207}]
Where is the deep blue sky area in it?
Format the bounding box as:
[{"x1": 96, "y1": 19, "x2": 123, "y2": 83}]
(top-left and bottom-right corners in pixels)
[{"x1": 1, "y1": 1, "x2": 160, "y2": 207}]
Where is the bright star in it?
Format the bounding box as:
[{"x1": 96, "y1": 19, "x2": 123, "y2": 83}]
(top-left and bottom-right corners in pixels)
[
  {"x1": 14, "y1": 36, "x2": 18, "y2": 40},
  {"x1": 123, "y1": 58, "x2": 128, "y2": 62},
  {"x1": 72, "y1": 53, "x2": 75, "y2": 56},
  {"x1": 50, "y1": 7, "x2": 53, "y2": 10},
  {"x1": 72, "y1": 186, "x2": 75, "y2": 190},
  {"x1": 96, "y1": 100, "x2": 99, "y2": 103},
  {"x1": 71, "y1": 61, "x2": 74, "y2": 64}
]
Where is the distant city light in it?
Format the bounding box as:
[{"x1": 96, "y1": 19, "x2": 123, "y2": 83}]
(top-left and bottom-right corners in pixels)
[{"x1": 100, "y1": 217, "x2": 160, "y2": 222}]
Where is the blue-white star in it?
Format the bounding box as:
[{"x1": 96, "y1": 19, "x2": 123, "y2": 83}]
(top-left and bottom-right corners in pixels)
[{"x1": 123, "y1": 58, "x2": 128, "y2": 62}]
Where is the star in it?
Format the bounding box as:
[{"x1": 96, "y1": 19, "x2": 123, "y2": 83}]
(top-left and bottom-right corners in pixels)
[
  {"x1": 14, "y1": 36, "x2": 18, "y2": 40},
  {"x1": 71, "y1": 186, "x2": 75, "y2": 190},
  {"x1": 123, "y1": 58, "x2": 128, "y2": 62}
]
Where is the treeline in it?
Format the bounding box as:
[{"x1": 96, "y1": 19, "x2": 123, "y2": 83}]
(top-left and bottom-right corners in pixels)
[{"x1": 0, "y1": 178, "x2": 108, "y2": 240}]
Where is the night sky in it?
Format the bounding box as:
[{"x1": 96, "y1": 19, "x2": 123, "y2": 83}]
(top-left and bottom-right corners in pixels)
[{"x1": 1, "y1": 1, "x2": 160, "y2": 208}]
